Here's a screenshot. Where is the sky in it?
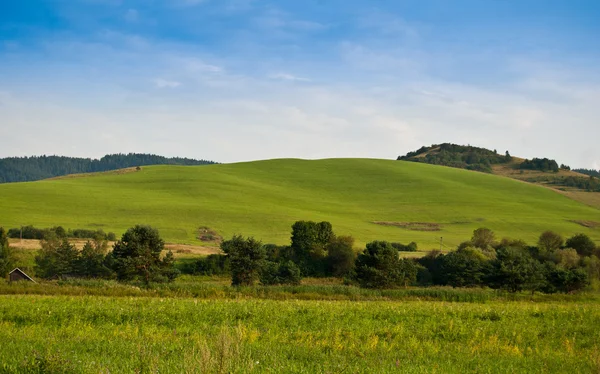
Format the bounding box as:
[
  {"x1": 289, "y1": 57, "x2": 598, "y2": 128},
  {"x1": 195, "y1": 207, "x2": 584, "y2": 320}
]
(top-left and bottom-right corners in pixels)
[{"x1": 1, "y1": 1, "x2": 599, "y2": 168}]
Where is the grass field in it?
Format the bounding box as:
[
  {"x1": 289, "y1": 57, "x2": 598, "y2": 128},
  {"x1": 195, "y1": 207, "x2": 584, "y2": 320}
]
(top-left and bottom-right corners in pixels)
[
  {"x1": 0, "y1": 294, "x2": 598, "y2": 373},
  {"x1": 0, "y1": 159, "x2": 598, "y2": 249}
]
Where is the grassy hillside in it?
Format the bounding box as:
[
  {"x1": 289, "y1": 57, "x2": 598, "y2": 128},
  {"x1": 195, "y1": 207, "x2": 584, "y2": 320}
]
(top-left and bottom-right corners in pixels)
[{"x1": 0, "y1": 159, "x2": 598, "y2": 249}]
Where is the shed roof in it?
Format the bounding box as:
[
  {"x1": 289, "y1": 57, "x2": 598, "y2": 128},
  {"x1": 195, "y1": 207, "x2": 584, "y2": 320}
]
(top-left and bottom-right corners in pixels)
[{"x1": 9, "y1": 268, "x2": 36, "y2": 283}]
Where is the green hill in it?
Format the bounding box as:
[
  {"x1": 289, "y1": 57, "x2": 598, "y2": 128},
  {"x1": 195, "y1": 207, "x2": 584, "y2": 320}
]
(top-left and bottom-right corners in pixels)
[{"x1": 0, "y1": 159, "x2": 598, "y2": 249}]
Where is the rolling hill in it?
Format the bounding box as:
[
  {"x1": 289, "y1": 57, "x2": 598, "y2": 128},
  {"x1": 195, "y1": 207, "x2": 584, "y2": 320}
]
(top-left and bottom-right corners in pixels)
[{"x1": 0, "y1": 158, "x2": 598, "y2": 249}]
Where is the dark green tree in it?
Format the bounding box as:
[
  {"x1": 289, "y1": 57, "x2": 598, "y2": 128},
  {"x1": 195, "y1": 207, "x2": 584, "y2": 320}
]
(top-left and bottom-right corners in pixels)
[
  {"x1": 35, "y1": 238, "x2": 79, "y2": 279},
  {"x1": 544, "y1": 265, "x2": 589, "y2": 293},
  {"x1": 489, "y1": 247, "x2": 545, "y2": 293},
  {"x1": 110, "y1": 225, "x2": 178, "y2": 284},
  {"x1": 565, "y1": 234, "x2": 596, "y2": 257},
  {"x1": 325, "y1": 235, "x2": 356, "y2": 277},
  {"x1": 438, "y1": 247, "x2": 490, "y2": 287},
  {"x1": 354, "y1": 241, "x2": 416, "y2": 288},
  {"x1": 76, "y1": 239, "x2": 113, "y2": 278},
  {"x1": 221, "y1": 235, "x2": 265, "y2": 286},
  {"x1": 290, "y1": 221, "x2": 334, "y2": 276},
  {"x1": 0, "y1": 227, "x2": 15, "y2": 277}
]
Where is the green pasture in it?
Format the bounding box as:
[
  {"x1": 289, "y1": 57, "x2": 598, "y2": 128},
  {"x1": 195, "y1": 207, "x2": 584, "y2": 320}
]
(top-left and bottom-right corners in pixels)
[
  {"x1": 0, "y1": 159, "x2": 598, "y2": 248},
  {"x1": 0, "y1": 295, "x2": 598, "y2": 373}
]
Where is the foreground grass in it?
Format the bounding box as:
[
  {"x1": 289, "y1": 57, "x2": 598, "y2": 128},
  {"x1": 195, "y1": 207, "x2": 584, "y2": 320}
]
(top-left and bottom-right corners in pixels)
[
  {"x1": 0, "y1": 159, "x2": 598, "y2": 248},
  {"x1": 2, "y1": 276, "x2": 600, "y2": 304},
  {"x1": 0, "y1": 295, "x2": 599, "y2": 373}
]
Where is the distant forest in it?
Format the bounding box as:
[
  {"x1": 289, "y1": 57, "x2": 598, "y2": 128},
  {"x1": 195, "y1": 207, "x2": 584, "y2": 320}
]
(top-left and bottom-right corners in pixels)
[
  {"x1": 575, "y1": 169, "x2": 600, "y2": 178},
  {"x1": 0, "y1": 154, "x2": 216, "y2": 183}
]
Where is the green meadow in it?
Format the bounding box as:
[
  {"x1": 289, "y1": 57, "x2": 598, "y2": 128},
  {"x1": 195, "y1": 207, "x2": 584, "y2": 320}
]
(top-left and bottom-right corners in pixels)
[
  {"x1": 0, "y1": 294, "x2": 599, "y2": 373},
  {"x1": 0, "y1": 159, "x2": 598, "y2": 248}
]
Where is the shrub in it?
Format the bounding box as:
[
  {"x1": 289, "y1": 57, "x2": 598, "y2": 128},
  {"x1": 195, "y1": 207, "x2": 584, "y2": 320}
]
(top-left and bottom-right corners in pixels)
[
  {"x1": 260, "y1": 260, "x2": 302, "y2": 285},
  {"x1": 391, "y1": 242, "x2": 418, "y2": 252},
  {"x1": 194, "y1": 254, "x2": 230, "y2": 276}
]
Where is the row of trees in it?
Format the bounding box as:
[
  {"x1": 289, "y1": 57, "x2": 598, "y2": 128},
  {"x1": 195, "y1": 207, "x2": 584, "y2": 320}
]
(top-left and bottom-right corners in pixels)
[
  {"x1": 215, "y1": 223, "x2": 599, "y2": 293},
  {"x1": 32, "y1": 225, "x2": 178, "y2": 284},
  {"x1": 417, "y1": 230, "x2": 597, "y2": 293},
  {"x1": 0, "y1": 154, "x2": 216, "y2": 183},
  {"x1": 6, "y1": 225, "x2": 117, "y2": 241}
]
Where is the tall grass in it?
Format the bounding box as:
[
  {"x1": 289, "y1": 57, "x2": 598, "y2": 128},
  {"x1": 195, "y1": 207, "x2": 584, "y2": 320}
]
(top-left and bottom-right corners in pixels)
[
  {"x1": 0, "y1": 295, "x2": 599, "y2": 373},
  {"x1": 1, "y1": 277, "x2": 599, "y2": 303}
]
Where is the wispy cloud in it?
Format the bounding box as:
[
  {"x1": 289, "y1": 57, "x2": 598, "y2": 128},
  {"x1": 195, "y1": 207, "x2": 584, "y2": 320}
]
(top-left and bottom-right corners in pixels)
[
  {"x1": 268, "y1": 73, "x2": 310, "y2": 82},
  {"x1": 154, "y1": 79, "x2": 181, "y2": 88}
]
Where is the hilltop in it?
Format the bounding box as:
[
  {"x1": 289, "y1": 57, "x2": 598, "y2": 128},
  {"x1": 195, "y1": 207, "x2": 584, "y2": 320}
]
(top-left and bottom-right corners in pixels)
[
  {"x1": 0, "y1": 153, "x2": 216, "y2": 183},
  {"x1": 0, "y1": 158, "x2": 598, "y2": 249},
  {"x1": 398, "y1": 144, "x2": 600, "y2": 208}
]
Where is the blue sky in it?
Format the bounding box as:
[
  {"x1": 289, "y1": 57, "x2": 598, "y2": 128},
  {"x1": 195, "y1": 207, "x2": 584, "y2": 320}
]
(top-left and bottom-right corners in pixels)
[{"x1": 1, "y1": 0, "x2": 599, "y2": 168}]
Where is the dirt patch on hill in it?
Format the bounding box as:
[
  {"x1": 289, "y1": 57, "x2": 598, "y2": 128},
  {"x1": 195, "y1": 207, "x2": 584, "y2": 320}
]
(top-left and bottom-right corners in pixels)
[
  {"x1": 373, "y1": 221, "x2": 442, "y2": 231},
  {"x1": 197, "y1": 226, "x2": 223, "y2": 243},
  {"x1": 569, "y1": 220, "x2": 600, "y2": 229}
]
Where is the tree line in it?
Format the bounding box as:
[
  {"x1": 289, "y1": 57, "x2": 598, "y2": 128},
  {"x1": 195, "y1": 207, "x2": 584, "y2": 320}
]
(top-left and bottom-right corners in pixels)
[
  {"x1": 6, "y1": 225, "x2": 117, "y2": 241},
  {"x1": 0, "y1": 225, "x2": 178, "y2": 284},
  {"x1": 574, "y1": 168, "x2": 600, "y2": 178},
  {"x1": 0, "y1": 153, "x2": 216, "y2": 183},
  {"x1": 192, "y1": 222, "x2": 599, "y2": 293},
  {"x1": 2, "y1": 222, "x2": 598, "y2": 294}
]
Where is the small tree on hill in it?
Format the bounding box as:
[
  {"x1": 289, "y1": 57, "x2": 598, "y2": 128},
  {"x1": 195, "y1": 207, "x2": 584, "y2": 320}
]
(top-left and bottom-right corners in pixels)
[
  {"x1": 221, "y1": 235, "x2": 265, "y2": 286},
  {"x1": 110, "y1": 225, "x2": 178, "y2": 284}
]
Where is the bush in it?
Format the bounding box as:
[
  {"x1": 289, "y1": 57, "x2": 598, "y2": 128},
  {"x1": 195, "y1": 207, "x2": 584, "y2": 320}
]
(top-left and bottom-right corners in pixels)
[
  {"x1": 260, "y1": 261, "x2": 302, "y2": 285},
  {"x1": 391, "y1": 242, "x2": 418, "y2": 252},
  {"x1": 194, "y1": 254, "x2": 230, "y2": 276}
]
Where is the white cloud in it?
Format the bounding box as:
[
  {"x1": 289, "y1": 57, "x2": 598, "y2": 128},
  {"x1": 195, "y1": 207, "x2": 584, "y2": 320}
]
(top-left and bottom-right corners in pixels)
[
  {"x1": 268, "y1": 73, "x2": 310, "y2": 82},
  {"x1": 154, "y1": 79, "x2": 181, "y2": 88},
  {"x1": 180, "y1": 58, "x2": 223, "y2": 73}
]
